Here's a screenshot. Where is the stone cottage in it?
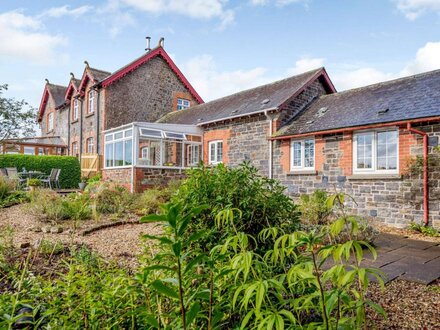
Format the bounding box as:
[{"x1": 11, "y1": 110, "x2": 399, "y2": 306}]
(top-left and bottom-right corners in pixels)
[{"x1": 106, "y1": 67, "x2": 439, "y2": 229}]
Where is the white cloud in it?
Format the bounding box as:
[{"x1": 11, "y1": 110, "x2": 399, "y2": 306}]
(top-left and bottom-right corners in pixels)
[
  {"x1": 287, "y1": 57, "x2": 325, "y2": 75},
  {"x1": 40, "y1": 5, "x2": 93, "y2": 18},
  {"x1": 401, "y1": 41, "x2": 440, "y2": 75},
  {"x1": 122, "y1": 0, "x2": 234, "y2": 28},
  {"x1": 250, "y1": 0, "x2": 308, "y2": 6},
  {"x1": 0, "y1": 11, "x2": 67, "y2": 65},
  {"x1": 331, "y1": 41, "x2": 440, "y2": 90},
  {"x1": 96, "y1": 0, "x2": 136, "y2": 38},
  {"x1": 393, "y1": 0, "x2": 440, "y2": 20},
  {"x1": 182, "y1": 54, "x2": 274, "y2": 101},
  {"x1": 184, "y1": 41, "x2": 440, "y2": 101}
]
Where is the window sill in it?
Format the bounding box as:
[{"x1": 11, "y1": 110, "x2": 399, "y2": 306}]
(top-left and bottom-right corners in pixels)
[
  {"x1": 71, "y1": 119, "x2": 79, "y2": 124},
  {"x1": 85, "y1": 112, "x2": 95, "y2": 118},
  {"x1": 348, "y1": 174, "x2": 402, "y2": 180},
  {"x1": 287, "y1": 170, "x2": 317, "y2": 176},
  {"x1": 46, "y1": 130, "x2": 54, "y2": 134}
]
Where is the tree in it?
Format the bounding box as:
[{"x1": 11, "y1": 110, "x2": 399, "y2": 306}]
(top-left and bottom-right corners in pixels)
[{"x1": 0, "y1": 84, "x2": 36, "y2": 142}]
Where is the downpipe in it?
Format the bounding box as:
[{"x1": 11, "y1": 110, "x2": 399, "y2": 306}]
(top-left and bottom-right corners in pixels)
[{"x1": 407, "y1": 123, "x2": 429, "y2": 226}]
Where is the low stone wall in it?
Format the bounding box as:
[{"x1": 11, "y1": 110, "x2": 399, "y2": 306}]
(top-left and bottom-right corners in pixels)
[
  {"x1": 134, "y1": 168, "x2": 186, "y2": 192},
  {"x1": 101, "y1": 167, "x2": 132, "y2": 191}
]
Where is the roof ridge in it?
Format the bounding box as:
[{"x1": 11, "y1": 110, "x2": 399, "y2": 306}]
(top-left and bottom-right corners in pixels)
[
  {"x1": 323, "y1": 67, "x2": 440, "y2": 98},
  {"x1": 88, "y1": 67, "x2": 111, "y2": 75},
  {"x1": 48, "y1": 83, "x2": 67, "y2": 89},
  {"x1": 175, "y1": 67, "x2": 324, "y2": 113}
]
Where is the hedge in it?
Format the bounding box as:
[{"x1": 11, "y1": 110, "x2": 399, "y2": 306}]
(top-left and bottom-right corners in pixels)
[{"x1": 0, "y1": 154, "x2": 80, "y2": 189}]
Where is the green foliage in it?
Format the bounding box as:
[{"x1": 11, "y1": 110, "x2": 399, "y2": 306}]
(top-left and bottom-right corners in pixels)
[
  {"x1": 173, "y1": 162, "x2": 300, "y2": 252},
  {"x1": 138, "y1": 196, "x2": 385, "y2": 329},
  {"x1": 87, "y1": 172, "x2": 102, "y2": 183},
  {"x1": 0, "y1": 246, "x2": 151, "y2": 329},
  {"x1": 27, "y1": 178, "x2": 42, "y2": 187},
  {"x1": 94, "y1": 184, "x2": 135, "y2": 215},
  {"x1": 27, "y1": 189, "x2": 92, "y2": 221},
  {"x1": 0, "y1": 84, "x2": 36, "y2": 141},
  {"x1": 408, "y1": 222, "x2": 439, "y2": 237},
  {"x1": 0, "y1": 177, "x2": 28, "y2": 208},
  {"x1": 299, "y1": 189, "x2": 332, "y2": 225},
  {"x1": 0, "y1": 154, "x2": 80, "y2": 188},
  {"x1": 135, "y1": 185, "x2": 176, "y2": 215}
]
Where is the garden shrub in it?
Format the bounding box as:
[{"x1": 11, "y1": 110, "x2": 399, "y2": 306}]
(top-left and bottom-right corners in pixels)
[
  {"x1": 0, "y1": 154, "x2": 80, "y2": 188},
  {"x1": 298, "y1": 189, "x2": 332, "y2": 225},
  {"x1": 139, "y1": 198, "x2": 386, "y2": 329},
  {"x1": 27, "y1": 189, "x2": 92, "y2": 222},
  {"x1": 135, "y1": 183, "x2": 178, "y2": 215},
  {"x1": 89, "y1": 181, "x2": 136, "y2": 216},
  {"x1": 173, "y1": 162, "x2": 300, "y2": 252},
  {"x1": 0, "y1": 177, "x2": 28, "y2": 208}
]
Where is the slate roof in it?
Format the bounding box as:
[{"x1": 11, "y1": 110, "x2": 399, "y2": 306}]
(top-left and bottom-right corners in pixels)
[
  {"x1": 88, "y1": 67, "x2": 111, "y2": 82},
  {"x1": 158, "y1": 68, "x2": 331, "y2": 125},
  {"x1": 276, "y1": 69, "x2": 440, "y2": 137},
  {"x1": 47, "y1": 84, "x2": 67, "y2": 108}
]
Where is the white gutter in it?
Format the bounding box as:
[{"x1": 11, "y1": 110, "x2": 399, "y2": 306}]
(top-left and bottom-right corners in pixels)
[
  {"x1": 197, "y1": 107, "x2": 279, "y2": 126},
  {"x1": 265, "y1": 110, "x2": 273, "y2": 179}
]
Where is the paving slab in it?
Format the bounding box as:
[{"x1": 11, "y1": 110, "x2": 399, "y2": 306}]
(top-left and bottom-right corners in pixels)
[
  {"x1": 404, "y1": 239, "x2": 438, "y2": 250},
  {"x1": 390, "y1": 246, "x2": 440, "y2": 263},
  {"x1": 400, "y1": 263, "x2": 440, "y2": 284}
]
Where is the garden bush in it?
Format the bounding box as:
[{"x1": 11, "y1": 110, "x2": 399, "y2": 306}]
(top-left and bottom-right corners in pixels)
[
  {"x1": 27, "y1": 189, "x2": 92, "y2": 222},
  {"x1": 0, "y1": 176, "x2": 28, "y2": 208},
  {"x1": 86, "y1": 181, "x2": 136, "y2": 216},
  {"x1": 0, "y1": 154, "x2": 80, "y2": 188},
  {"x1": 138, "y1": 197, "x2": 386, "y2": 329},
  {"x1": 173, "y1": 162, "x2": 300, "y2": 252}
]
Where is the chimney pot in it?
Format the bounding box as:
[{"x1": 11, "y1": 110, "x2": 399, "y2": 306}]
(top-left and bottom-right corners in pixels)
[{"x1": 145, "y1": 36, "x2": 151, "y2": 52}]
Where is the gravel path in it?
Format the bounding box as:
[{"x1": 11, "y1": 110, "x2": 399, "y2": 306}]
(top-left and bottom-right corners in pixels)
[{"x1": 0, "y1": 204, "x2": 162, "y2": 268}]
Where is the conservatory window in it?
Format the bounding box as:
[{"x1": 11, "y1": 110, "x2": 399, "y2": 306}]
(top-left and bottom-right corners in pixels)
[{"x1": 104, "y1": 128, "x2": 133, "y2": 168}]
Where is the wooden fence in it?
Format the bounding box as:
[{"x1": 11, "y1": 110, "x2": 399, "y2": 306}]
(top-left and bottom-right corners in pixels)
[{"x1": 80, "y1": 153, "x2": 102, "y2": 177}]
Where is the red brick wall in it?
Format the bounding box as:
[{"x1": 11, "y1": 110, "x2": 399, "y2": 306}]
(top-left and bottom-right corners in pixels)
[
  {"x1": 399, "y1": 128, "x2": 418, "y2": 174},
  {"x1": 279, "y1": 139, "x2": 290, "y2": 172},
  {"x1": 203, "y1": 128, "x2": 231, "y2": 164},
  {"x1": 102, "y1": 168, "x2": 132, "y2": 191}
]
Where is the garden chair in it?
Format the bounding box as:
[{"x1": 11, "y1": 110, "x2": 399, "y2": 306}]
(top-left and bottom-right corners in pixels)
[
  {"x1": 5, "y1": 167, "x2": 26, "y2": 187},
  {"x1": 54, "y1": 168, "x2": 61, "y2": 189},
  {"x1": 41, "y1": 169, "x2": 59, "y2": 189},
  {"x1": 0, "y1": 168, "x2": 6, "y2": 177}
]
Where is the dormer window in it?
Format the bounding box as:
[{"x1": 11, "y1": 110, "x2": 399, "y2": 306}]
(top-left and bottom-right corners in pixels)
[
  {"x1": 73, "y1": 99, "x2": 79, "y2": 121},
  {"x1": 177, "y1": 98, "x2": 190, "y2": 110},
  {"x1": 88, "y1": 90, "x2": 95, "y2": 114},
  {"x1": 47, "y1": 112, "x2": 54, "y2": 132}
]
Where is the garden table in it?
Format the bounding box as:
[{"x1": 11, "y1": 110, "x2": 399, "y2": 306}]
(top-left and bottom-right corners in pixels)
[{"x1": 18, "y1": 171, "x2": 45, "y2": 179}]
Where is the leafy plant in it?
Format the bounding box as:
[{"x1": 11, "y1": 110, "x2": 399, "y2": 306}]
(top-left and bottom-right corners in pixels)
[
  {"x1": 27, "y1": 178, "x2": 42, "y2": 187},
  {"x1": 173, "y1": 162, "x2": 300, "y2": 253},
  {"x1": 299, "y1": 189, "x2": 332, "y2": 225},
  {"x1": 408, "y1": 222, "x2": 439, "y2": 237}
]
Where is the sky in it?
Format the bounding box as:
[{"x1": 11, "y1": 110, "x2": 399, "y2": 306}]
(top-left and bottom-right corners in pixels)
[{"x1": 1, "y1": 0, "x2": 440, "y2": 109}]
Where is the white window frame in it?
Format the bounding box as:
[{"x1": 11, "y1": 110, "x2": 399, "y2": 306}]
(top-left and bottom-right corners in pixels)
[
  {"x1": 208, "y1": 140, "x2": 223, "y2": 165},
  {"x1": 104, "y1": 129, "x2": 133, "y2": 169},
  {"x1": 141, "y1": 147, "x2": 150, "y2": 159},
  {"x1": 72, "y1": 142, "x2": 79, "y2": 157},
  {"x1": 73, "y1": 99, "x2": 79, "y2": 121},
  {"x1": 353, "y1": 129, "x2": 399, "y2": 174},
  {"x1": 187, "y1": 144, "x2": 201, "y2": 167},
  {"x1": 88, "y1": 90, "x2": 95, "y2": 113},
  {"x1": 86, "y1": 137, "x2": 94, "y2": 154},
  {"x1": 290, "y1": 138, "x2": 315, "y2": 171},
  {"x1": 177, "y1": 98, "x2": 190, "y2": 110},
  {"x1": 47, "y1": 112, "x2": 54, "y2": 131}
]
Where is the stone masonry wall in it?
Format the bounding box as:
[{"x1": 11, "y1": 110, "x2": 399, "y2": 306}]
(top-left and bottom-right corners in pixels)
[
  {"x1": 203, "y1": 114, "x2": 271, "y2": 176},
  {"x1": 135, "y1": 168, "x2": 186, "y2": 192},
  {"x1": 104, "y1": 56, "x2": 199, "y2": 130},
  {"x1": 272, "y1": 122, "x2": 440, "y2": 228}
]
